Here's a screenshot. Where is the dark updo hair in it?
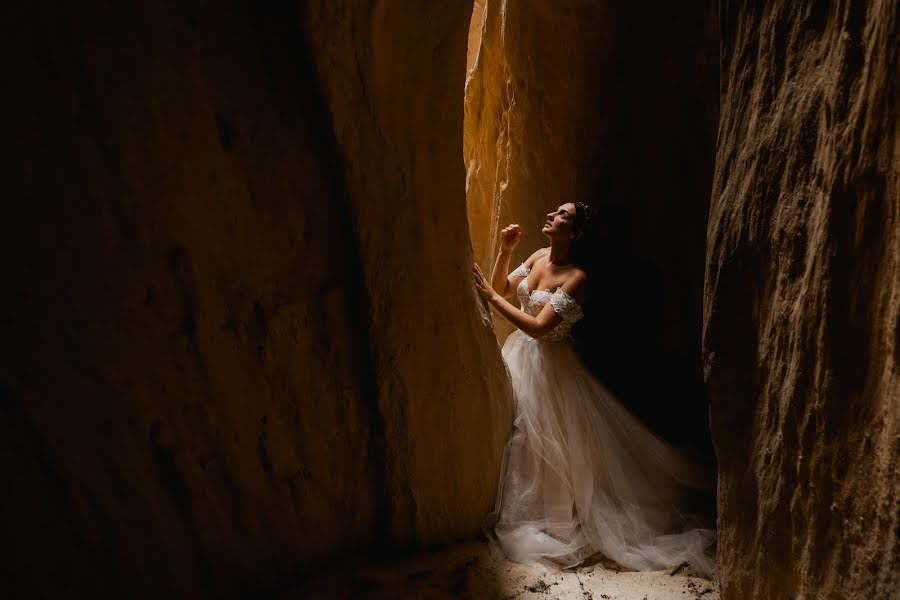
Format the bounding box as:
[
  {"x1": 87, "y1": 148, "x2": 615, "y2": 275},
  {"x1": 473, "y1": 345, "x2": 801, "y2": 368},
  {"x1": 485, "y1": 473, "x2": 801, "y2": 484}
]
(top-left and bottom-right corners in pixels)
[
  {"x1": 570, "y1": 201, "x2": 595, "y2": 267},
  {"x1": 573, "y1": 201, "x2": 594, "y2": 241}
]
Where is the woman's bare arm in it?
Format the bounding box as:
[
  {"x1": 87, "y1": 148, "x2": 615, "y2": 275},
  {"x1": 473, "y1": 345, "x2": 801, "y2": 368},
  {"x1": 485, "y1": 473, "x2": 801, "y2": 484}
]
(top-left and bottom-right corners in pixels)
[
  {"x1": 490, "y1": 250, "x2": 514, "y2": 295},
  {"x1": 475, "y1": 265, "x2": 587, "y2": 339},
  {"x1": 492, "y1": 247, "x2": 548, "y2": 298},
  {"x1": 488, "y1": 294, "x2": 563, "y2": 337},
  {"x1": 491, "y1": 223, "x2": 521, "y2": 296}
]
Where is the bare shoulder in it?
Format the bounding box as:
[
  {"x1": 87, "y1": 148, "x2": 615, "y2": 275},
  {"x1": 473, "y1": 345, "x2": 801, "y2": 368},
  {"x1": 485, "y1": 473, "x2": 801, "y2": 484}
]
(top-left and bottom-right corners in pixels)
[
  {"x1": 569, "y1": 267, "x2": 588, "y2": 284},
  {"x1": 561, "y1": 267, "x2": 588, "y2": 303},
  {"x1": 524, "y1": 247, "x2": 551, "y2": 268}
]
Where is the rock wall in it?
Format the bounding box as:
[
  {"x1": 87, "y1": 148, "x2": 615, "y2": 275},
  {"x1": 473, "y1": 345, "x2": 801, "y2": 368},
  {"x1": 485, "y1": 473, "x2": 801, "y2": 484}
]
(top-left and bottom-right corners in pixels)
[
  {"x1": 0, "y1": 2, "x2": 511, "y2": 596},
  {"x1": 301, "y1": 1, "x2": 513, "y2": 546},
  {"x1": 705, "y1": 1, "x2": 899, "y2": 598},
  {"x1": 464, "y1": 1, "x2": 719, "y2": 455}
]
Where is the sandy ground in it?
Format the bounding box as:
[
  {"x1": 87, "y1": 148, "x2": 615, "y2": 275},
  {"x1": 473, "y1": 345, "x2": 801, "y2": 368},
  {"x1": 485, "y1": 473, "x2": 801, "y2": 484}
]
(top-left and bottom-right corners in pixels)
[{"x1": 290, "y1": 541, "x2": 719, "y2": 599}]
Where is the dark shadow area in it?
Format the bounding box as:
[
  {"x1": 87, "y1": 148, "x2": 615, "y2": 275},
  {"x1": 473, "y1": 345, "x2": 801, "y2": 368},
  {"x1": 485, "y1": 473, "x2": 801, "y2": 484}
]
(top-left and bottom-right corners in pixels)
[
  {"x1": 575, "y1": 203, "x2": 714, "y2": 467},
  {"x1": 570, "y1": 2, "x2": 720, "y2": 475}
]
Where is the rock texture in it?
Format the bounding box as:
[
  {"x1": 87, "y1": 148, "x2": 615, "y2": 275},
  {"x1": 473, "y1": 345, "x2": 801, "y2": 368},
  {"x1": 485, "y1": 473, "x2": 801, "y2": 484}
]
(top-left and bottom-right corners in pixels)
[
  {"x1": 464, "y1": 1, "x2": 719, "y2": 454},
  {"x1": 6, "y1": 0, "x2": 896, "y2": 597},
  {"x1": 705, "y1": 1, "x2": 900, "y2": 598},
  {"x1": 301, "y1": 1, "x2": 513, "y2": 546},
  {"x1": 0, "y1": 2, "x2": 511, "y2": 596}
]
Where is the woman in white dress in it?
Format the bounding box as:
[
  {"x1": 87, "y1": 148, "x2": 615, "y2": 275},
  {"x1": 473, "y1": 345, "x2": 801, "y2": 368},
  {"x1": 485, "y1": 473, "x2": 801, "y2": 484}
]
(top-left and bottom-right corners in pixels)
[{"x1": 472, "y1": 202, "x2": 715, "y2": 574}]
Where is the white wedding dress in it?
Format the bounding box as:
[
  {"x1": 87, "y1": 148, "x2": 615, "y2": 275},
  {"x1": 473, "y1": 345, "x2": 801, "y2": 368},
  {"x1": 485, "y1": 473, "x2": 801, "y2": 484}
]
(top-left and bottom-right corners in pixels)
[{"x1": 487, "y1": 263, "x2": 716, "y2": 575}]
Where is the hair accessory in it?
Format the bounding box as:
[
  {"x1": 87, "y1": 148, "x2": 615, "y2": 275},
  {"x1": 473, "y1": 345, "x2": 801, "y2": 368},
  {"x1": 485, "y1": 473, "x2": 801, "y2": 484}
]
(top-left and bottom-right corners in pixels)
[{"x1": 575, "y1": 201, "x2": 592, "y2": 223}]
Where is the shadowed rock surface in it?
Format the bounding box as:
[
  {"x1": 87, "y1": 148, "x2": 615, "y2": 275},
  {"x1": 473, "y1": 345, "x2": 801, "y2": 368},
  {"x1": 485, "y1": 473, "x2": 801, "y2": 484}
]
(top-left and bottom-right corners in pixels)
[
  {"x1": 705, "y1": 1, "x2": 899, "y2": 597},
  {"x1": 0, "y1": 2, "x2": 511, "y2": 596}
]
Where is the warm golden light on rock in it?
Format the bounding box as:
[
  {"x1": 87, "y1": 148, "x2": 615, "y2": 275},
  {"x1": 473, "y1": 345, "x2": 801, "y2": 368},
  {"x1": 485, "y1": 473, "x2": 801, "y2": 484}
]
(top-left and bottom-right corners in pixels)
[{"x1": 1, "y1": 1, "x2": 896, "y2": 597}]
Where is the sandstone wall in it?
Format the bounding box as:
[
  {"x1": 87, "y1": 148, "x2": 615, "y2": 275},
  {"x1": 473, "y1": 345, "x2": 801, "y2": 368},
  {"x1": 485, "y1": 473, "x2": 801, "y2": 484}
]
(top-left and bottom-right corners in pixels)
[
  {"x1": 705, "y1": 1, "x2": 899, "y2": 597},
  {"x1": 0, "y1": 2, "x2": 511, "y2": 596},
  {"x1": 464, "y1": 0, "x2": 719, "y2": 454},
  {"x1": 302, "y1": 1, "x2": 513, "y2": 546}
]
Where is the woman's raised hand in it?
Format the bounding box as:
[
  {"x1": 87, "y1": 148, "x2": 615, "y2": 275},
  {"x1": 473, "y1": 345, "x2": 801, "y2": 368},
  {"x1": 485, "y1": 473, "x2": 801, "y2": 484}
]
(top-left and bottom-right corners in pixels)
[{"x1": 500, "y1": 224, "x2": 522, "y2": 255}]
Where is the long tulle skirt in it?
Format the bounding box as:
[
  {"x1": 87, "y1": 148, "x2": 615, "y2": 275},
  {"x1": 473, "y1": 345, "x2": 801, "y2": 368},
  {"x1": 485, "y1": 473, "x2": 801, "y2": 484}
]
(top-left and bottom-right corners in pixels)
[{"x1": 487, "y1": 330, "x2": 715, "y2": 574}]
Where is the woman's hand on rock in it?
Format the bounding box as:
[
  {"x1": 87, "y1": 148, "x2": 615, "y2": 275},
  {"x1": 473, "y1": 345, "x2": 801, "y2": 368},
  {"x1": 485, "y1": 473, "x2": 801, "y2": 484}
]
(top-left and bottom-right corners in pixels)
[
  {"x1": 499, "y1": 224, "x2": 522, "y2": 255},
  {"x1": 473, "y1": 264, "x2": 497, "y2": 303}
]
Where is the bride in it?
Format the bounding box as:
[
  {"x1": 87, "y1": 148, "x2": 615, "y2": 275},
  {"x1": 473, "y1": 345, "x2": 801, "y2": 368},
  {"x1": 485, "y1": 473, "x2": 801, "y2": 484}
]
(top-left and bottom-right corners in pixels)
[{"x1": 472, "y1": 201, "x2": 715, "y2": 575}]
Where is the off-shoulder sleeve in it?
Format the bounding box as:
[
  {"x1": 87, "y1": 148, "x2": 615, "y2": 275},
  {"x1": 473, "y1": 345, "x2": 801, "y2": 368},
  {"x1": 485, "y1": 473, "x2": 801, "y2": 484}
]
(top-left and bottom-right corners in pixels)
[
  {"x1": 510, "y1": 263, "x2": 531, "y2": 277},
  {"x1": 549, "y1": 289, "x2": 584, "y2": 321}
]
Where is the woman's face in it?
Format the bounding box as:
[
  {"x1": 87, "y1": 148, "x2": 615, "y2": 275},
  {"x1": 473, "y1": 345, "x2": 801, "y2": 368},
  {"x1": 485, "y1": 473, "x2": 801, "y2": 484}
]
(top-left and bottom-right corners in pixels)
[{"x1": 541, "y1": 202, "x2": 577, "y2": 239}]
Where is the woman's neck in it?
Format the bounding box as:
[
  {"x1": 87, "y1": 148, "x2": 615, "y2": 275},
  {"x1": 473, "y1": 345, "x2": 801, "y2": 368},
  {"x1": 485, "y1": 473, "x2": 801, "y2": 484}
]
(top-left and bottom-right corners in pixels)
[{"x1": 548, "y1": 238, "x2": 573, "y2": 266}]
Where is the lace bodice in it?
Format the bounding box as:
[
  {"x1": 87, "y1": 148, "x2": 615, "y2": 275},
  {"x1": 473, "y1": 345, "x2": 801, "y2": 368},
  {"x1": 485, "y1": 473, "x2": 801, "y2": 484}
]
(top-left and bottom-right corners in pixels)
[{"x1": 510, "y1": 263, "x2": 584, "y2": 342}]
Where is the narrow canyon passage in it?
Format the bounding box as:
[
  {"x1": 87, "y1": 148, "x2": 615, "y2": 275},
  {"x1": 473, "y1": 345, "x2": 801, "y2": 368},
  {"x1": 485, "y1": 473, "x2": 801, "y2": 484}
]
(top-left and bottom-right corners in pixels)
[
  {"x1": 0, "y1": 1, "x2": 896, "y2": 598},
  {"x1": 464, "y1": 0, "x2": 720, "y2": 470}
]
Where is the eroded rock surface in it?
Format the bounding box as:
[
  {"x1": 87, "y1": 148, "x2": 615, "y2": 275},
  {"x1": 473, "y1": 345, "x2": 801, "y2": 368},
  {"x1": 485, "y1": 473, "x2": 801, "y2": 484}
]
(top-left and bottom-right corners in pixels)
[
  {"x1": 302, "y1": 1, "x2": 513, "y2": 547},
  {"x1": 0, "y1": 2, "x2": 511, "y2": 596},
  {"x1": 705, "y1": 2, "x2": 899, "y2": 597}
]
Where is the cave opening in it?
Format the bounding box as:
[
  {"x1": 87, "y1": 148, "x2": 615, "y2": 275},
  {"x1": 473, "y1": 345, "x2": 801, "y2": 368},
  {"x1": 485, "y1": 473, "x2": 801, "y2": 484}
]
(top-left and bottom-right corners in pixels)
[{"x1": 463, "y1": 0, "x2": 719, "y2": 512}]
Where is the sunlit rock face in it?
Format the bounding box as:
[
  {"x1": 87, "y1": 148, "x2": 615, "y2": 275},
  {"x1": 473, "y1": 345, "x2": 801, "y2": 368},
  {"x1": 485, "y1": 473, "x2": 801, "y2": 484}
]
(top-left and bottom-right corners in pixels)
[
  {"x1": 0, "y1": 2, "x2": 511, "y2": 596},
  {"x1": 464, "y1": 1, "x2": 719, "y2": 456},
  {"x1": 705, "y1": 2, "x2": 899, "y2": 598},
  {"x1": 301, "y1": 0, "x2": 513, "y2": 547}
]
